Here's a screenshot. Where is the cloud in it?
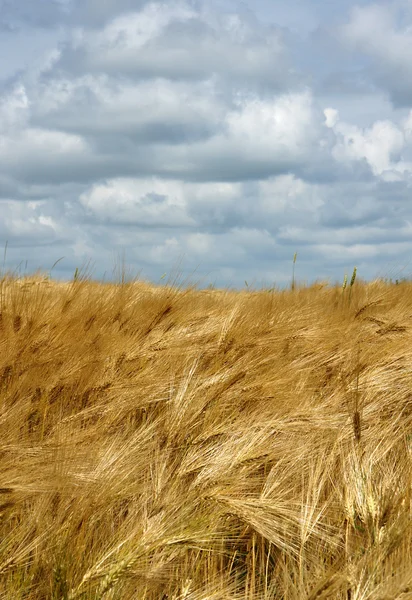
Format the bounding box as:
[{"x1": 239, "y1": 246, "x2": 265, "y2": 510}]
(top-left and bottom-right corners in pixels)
[
  {"x1": 69, "y1": 0, "x2": 151, "y2": 27},
  {"x1": 2, "y1": 66, "x2": 335, "y2": 186},
  {"x1": 325, "y1": 108, "x2": 407, "y2": 177},
  {"x1": 54, "y1": 1, "x2": 299, "y2": 91},
  {"x1": 79, "y1": 178, "x2": 195, "y2": 227},
  {"x1": 0, "y1": 196, "x2": 68, "y2": 248},
  {"x1": 3, "y1": 0, "x2": 412, "y2": 289},
  {"x1": 0, "y1": 0, "x2": 150, "y2": 30},
  {"x1": 337, "y1": 1, "x2": 412, "y2": 107},
  {"x1": 29, "y1": 76, "x2": 227, "y2": 143}
]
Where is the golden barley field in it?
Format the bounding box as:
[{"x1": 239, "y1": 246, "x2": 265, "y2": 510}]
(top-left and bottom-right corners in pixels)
[{"x1": 1, "y1": 267, "x2": 412, "y2": 599}]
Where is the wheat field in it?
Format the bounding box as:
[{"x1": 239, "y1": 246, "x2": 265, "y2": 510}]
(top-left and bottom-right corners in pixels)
[{"x1": 1, "y1": 267, "x2": 412, "y2": 599}]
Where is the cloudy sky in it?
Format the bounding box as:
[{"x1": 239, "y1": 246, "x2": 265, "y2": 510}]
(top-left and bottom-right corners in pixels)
[{"x1": 1, "y1": 0, "x2": 412, "y2": 290}]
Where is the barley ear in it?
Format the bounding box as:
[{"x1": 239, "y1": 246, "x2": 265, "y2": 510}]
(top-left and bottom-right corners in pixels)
[
  {"x1": 348, "y1": 266, "x2": 357, "y2": 305},
  {"x1": 350, "y1": 267, "x2": 357, "y2": 287},
  {"x1": 291, "y1": 251, "x2": 297, "y2": 291},
  {"x1": 353, "y1": 410, "x2": 361, "y2": 443}
]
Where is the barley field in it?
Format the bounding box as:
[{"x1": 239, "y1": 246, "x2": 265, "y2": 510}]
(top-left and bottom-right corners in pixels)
[{"x1": 1, "y1": 266, "x2": 412, "y2": 599}]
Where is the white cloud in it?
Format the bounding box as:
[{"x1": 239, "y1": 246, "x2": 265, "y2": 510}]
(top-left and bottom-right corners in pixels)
[
  {"x1": 0, "y1": 199, "x2": 63, "y2": 244},
  {"x1": 337, "y1": 2, "x2": 412, "y2": 106},
  {"x1": 0, "y1": 127, "x2": 89, "y2": 181},
  {"x1": 79, "y1": 177, "x2": 195, "y2": 226},
  {"x1": 84, "y1": 2, "x2": 196, "y2": 50},
  {"x1": 328, "y1": 111, "x2": 407, "y2": 177},
  {"x1": 30, "y1": 75, "x2": 226, "y2": 142},
  {"x1": 226, "y1": 89, "x2": 320, "y2": 154},
  {"x1": 55, "y1": 1, "x2": 295, "y2": 90},
  {"x1": 186, "y1": 232, "x2": 215, "y2": 256},
  {"x1": 2, "y1": 73, "x2": 332, "y2": 187},
  {"x1": 324, "y1": 107, "x2": 339, "y2": 128},
  {"x1": 150, "y1": 236, "x2": 181, "y2": 265},
  {"x1": 0, "y1": 84, "x2": 30, "y2": 131},
  {"x1": 402, "y1": 109, "x2": 412, "y2": 141},
  {"x1": 339, "y1": 4, "x2": 396, "y2": 53},
  {"x1": 259, "y1": 174, "x2": 325, "y2": 215}
]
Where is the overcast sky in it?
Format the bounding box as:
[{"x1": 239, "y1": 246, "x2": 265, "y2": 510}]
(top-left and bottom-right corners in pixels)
[{"x1": 1, "y1": 0, "x2": 412, "y2": 290}]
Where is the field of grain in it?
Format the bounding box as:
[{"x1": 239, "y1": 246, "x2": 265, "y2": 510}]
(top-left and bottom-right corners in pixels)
[{"x1": 1, "y1": 271, "x2": 412, "y2": 599}]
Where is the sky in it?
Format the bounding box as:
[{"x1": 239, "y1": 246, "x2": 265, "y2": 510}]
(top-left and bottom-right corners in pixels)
[{"x1": 1, "y1": 0, "x2": 412, "y2": 291}]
